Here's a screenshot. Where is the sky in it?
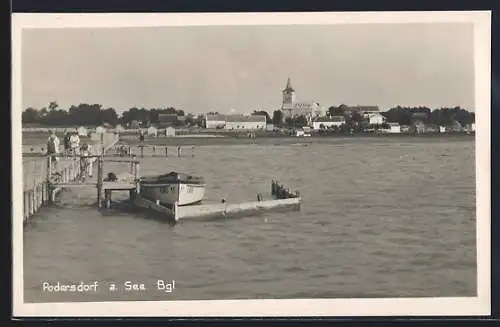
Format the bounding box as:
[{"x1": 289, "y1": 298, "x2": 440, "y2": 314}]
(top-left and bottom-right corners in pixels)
[{"x1": 21, "y1": 23, "x2": 475, "y2": 114}]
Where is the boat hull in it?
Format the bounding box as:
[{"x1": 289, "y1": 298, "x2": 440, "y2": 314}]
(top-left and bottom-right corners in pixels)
[{"x1": 140, "y1": 182, "x2": 205, "y2": 206}]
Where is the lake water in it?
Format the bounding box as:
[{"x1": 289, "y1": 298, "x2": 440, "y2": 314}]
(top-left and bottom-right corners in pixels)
[{"x1": 22, "y1": 136, "x2": 477, "y2": 302}]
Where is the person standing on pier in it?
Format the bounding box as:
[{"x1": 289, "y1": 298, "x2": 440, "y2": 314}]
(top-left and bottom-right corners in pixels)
[
  {"x1": 139, "y1": 129, "x2": 145, "y2": 143},
  {"x1": 80, "y1": 142, "x2": 94, "y2": 179},
  {"x1": 69, "y1": 130, "x2": 80, "y2": 157},
  {"x1": 46, "y1": 130, "x2": 60, "y2": 171},
  {"x1": 63, "y1": 130, "x2": 71, "y2": 156}
]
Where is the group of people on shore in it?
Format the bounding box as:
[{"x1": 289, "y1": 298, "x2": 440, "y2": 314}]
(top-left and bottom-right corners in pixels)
[{"x1": 46, "y1": 130, "x2": 94, "y2": 179}]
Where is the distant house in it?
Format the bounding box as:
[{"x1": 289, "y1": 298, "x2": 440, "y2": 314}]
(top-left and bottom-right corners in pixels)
[
  {"x1": 364, "y1": 112, "x2": 386, "y2": 125},
  {"x1": 401, "y1": 125, "x2": 411, "y2": 133},
  {"x1": 115, "y1": 124, "x2": 125, "y2": 133},
  {"x1": 205, "y1": 114, "x2": 226, "y2": 129},
  {"x1": 95, "y1": 126, "x2": 106, "y2": 134},
  {"x1": 225, "y1": 115, "x2": 267, "y2": 130},
  {"x1": 158, "y1": 114, "x2": 185, "y2": 128},
  {"x1": 147, "y1": 126, "x2": 158, "y2": 137},
  {"x1": 165, "y1": 127, "x2": 176, "y2": 137},
  {"x1": 77, "y1": 126, "x2": 88, "y2": 136},
  {"x1": 388, "y1": 122, "x2": 401, "y2": 134},
  {"x1": 266, "y1": 123, "x2": 275, "y2": 131},
  {"x1": 412, "y1": 120, "x2": 425, "y2": 134},
  {"x1": 296, "y1": 126, "x2": 311, "y2": 137},
  {"x1": 312, "y1": 116, "x2": 345, "y2": 130},
  {"x1": 439, "y1": 126, "x2": 446, "y2": 133},
  {"x1": 344, "y1": 105, "x2": 380, "y2": 116}
]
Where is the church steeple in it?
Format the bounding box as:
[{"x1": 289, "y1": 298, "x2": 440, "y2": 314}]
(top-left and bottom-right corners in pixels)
[{"x1": 284, "y1": 77, "x2": 294, "y2": 92}]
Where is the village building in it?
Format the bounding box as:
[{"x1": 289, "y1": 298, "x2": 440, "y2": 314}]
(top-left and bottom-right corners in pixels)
[
  {"x1": 114, "y1": 124, "x2": 125, "y2": 133},
  {"x1": 225, "y1": 114, "x2": 267, "y2": 130},
  {"x1": 158, "y1": 113, "x2": 185, "y2": 128},
  {"x1": 265, "y1": 123, "x2": 275, "y2": 131},
  {"x1": 77, "y1": 126, "x2": 88, "y2": 136},
  {"x1": 344, "y1": 105, "x2": 380, "y2": 116},
  {"x1": 205, "y1": 114, "x2": 226, "y2": 129},
  {"x1": 364, "y1": 112, "x2": 386, "y2": 125},
  {"x1": 204, "y1": 114, "x2": 267, "y2": 130},
  {"x1": 95, "y1": 126, "x2": 106, "y2": 134},
  {"x1": 312, "y1": 116, "x2": 346, "y2": 130},
  {"x1": 165, "y1": 126, "x2": 176, "y2": 137},
  {"x1": 387, "y1": 122, "x2": 401, "y2": 133},
  {"x1": 147, "y1": 126, "x2": 158, "y2": 137},
  {"x1": 280, "y1": 77, "x2": 325, "y2": 123}
]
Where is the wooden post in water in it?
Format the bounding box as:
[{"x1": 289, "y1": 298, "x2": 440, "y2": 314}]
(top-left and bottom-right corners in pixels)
[
  {"x1": 140, "y1": 145, "x2": 144, "y2": 158},
  {"x1": 165, "y1": 146, "x2": 168, "y2": 157},
  {"x1": 152, "y1": 145, "x2": 156, "y2": 156},
  {"x1": 104, "y1": 189, "x2": 111, "y2": 209},
  {"x1": 130, "y1": 155, "x2": 136, "y2": 174},
  {"x1": 97, "y1": 155, "x2": 103, "y2": 208},
  {"x1": 47, "y1": 155, "x2": 52, "y2": 182},
  {"x1": 134, "y1": 161, "x2": 140, "y2": 182}
]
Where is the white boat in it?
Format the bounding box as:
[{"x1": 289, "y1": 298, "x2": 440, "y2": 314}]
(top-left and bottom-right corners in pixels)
[{"x1": 139, "y1": 172, "x2": 205, "y2": 207}]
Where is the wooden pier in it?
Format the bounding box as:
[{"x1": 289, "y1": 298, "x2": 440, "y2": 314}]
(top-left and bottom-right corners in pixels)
[
  {"x1": 22, "y1": 134, "x2": 302, "y2": 224},
  {"x1": 22, "y1": 133, "x2": 119, "y2": 224}
]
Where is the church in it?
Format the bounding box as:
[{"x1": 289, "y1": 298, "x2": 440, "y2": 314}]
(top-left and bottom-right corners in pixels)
[{"x1": 280, "y1": 77, "x2": 326, "y2": 123}]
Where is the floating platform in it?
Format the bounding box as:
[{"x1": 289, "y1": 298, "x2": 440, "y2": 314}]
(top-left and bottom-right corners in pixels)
[
  {"x1": 133, "y1": 193, "x2": 301, "y2": 222},
  {"x1": 129, "y1": 180, "x2": 300, "y2": 222}
]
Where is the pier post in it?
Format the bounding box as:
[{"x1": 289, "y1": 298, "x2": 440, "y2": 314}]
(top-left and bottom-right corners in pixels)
[
  {"x1": 47, "y1": 155, "x2": 52, "y2": 182},
  {"x1": 173, "y1": 201, "x2": 179, "y2": 222},
  {"x1": 152, "y1": 145, "x2": 156, "y2": 156},
  {"x1": 23, "y1": 191, "x2": 28, "y2": 221},
  {"x1": 140, "y1": 145, "x2": 144, "y2": 158},
  {"x1": 97, "y1": 155, "x2": 103, "y2": 208},
  {"x1": 28, "y1": 190, "x2": 34, "y2": 216},
  {"x1": 165, "y1": 146, "x2": 168, "y2": 157},
  {"x1": 134, "y1": 161, "x2": 140, "y2": 182},
  {"x1": 104, "y1": 189, "x2": 111, "y2": 209},
  {"x1": 130, "y1": 155, "x2": 136, "y2": 174}
]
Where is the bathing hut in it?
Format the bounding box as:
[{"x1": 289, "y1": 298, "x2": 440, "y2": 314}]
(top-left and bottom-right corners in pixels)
[
  {"x1": 147, "y1": 126, "x2": 158, "y2": 137},
  {"x1": 77, "y1": 126, "x2": 88, "y2": 136},
  {"x1": 165, "y1": 127, "x2": 176, "y2": 137}
]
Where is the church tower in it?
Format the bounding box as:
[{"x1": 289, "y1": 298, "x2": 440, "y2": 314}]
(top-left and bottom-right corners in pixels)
[{"x1": 281, "y1": 77, "x2": 296, "y2": 118}]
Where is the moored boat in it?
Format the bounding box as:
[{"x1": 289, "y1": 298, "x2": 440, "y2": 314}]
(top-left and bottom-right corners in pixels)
[{"x1": 139, "y1": 172, "x2": 205, "y2": 206}]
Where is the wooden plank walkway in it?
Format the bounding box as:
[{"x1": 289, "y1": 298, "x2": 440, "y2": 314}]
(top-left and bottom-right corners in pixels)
[{"x1": 21, "y1": 133, "x2": 120, "y2": 224}]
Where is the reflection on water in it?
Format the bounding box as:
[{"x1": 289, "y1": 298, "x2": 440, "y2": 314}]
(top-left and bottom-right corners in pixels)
[{"x1": 23, "y1": 137, "x2": 476, "y2": 302}]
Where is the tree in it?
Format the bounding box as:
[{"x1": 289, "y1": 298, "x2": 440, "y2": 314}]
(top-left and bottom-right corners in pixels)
[
  {"x1": 22, "y1": 107, "x2": 40, "y2": 123},
  {"x1": 272, "y1": 110, "x2": 283, "y2": 127},
  {"x1": 48, "y1": 101, "x2": 58, "y2": 111},
  {"x1": 284, "y1": 117, "x2": 294, "y2": 128},
  {"x1": 294, "y1": 115, "x2": 308, "y2": 128},
  {"x1": 328, "y1": 105, "x2": 347, "y2": 117}
]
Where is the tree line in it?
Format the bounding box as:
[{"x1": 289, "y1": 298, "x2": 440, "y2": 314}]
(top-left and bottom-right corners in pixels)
[{"x1": 22, "y1": 102, "x2": 474, "y2": 129}]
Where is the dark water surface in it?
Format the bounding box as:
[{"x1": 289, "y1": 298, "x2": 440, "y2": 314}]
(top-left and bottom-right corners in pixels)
[{"x1": 23, "y1": 137, "x2": 476, "y2": 302}]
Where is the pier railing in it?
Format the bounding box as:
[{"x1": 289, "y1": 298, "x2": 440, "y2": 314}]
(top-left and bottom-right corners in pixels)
[{"x1": 21, "y1": 132, "x2": 119, "y2": 224}]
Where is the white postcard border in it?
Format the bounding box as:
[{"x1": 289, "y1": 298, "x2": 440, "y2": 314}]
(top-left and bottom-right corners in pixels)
[{"x1": 11, "y1": 11, "x2": 491, "y2": 317}]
